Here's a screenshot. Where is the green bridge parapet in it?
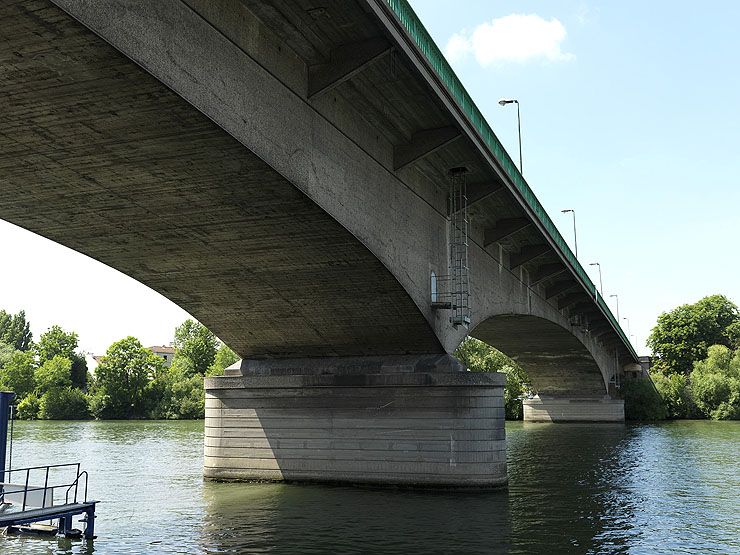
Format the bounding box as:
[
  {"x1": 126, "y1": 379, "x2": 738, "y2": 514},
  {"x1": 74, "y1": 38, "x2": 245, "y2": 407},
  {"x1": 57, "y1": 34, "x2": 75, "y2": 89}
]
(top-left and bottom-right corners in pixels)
[{"x1": 383, "y1": 0, "x2": 635, "y2": 358}]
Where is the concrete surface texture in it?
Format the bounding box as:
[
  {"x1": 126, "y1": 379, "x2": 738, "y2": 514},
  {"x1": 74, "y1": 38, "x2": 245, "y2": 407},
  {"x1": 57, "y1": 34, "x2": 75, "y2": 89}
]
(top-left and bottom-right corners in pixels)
[
  {"x1": 205, "y1": 365, "x2": 508, "y2": 487},
  {"x1": 523, "y1": 396, "x2": 625, "y2": 422},
  {"x1": 0, "y1": 1, "x2": 636, "y2": 409}
]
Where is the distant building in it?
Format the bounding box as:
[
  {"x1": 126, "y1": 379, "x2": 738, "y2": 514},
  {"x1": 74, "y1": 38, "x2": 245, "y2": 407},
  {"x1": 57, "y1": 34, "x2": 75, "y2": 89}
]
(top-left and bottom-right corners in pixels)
[{"x1": 148, "y1": 345, "x2": 175, "y2": 367}]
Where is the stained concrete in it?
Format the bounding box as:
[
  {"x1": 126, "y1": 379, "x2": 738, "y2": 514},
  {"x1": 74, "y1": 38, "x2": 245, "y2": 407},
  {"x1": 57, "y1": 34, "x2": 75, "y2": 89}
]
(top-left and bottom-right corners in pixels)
[
  {"x1": 205, "y1": 365, "x2": 507, "y2": 487},
  {"x1": 0, "y1": 0, "x2": 637, "y2": 434},
  {"x1": 523, "y1": 396, "x2": 625, "y2": 422}
]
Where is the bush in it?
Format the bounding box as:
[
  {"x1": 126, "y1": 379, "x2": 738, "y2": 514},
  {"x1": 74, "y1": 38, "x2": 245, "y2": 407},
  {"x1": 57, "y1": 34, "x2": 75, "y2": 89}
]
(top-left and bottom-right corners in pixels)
[
  {"x1": 148, "y1": 362, "x2": 205, "y2": 419},
  {"x1": 455, "y1": 337, "x2": 530, "y2": 420},
  {"x1": 16, "y1": 393, "x2": 40, "y2": 420},
  {"x1": 39, "y1": 387, "x2": 89, "y2": 420},
  {"x1": 622, "y1": 378, "x2": 666, "y2": 420},
  {"x1": 652, "y1": 371, "x2": 697, "y2": 419},
  {"x1": 689, "y1": 345, "x2": 740, "y2": 420}
]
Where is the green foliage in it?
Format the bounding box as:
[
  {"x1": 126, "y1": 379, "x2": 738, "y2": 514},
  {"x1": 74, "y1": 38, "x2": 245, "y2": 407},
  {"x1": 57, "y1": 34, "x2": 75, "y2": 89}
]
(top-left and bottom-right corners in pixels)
[
  {"x1": 651, "y1": 371, "x2": 697, "y2": 419},
  {"x1": 647, "y1": 295, "x2": 740, "y2": 375},
  {"x1": 35, "y1": 325, "x2": 87, "y2": 389},
  {"x1": 34, "y1": 355, "x2": 72, "y2": 393},
  {"x1": 92, "y1": 337, "x2": 164, "y2": 419},
  {"x1": 36, "y1": 325, "x2": 78, "y2": 361},
  {"x1": 726, "y1": 321, "x2": 740, "y2": 350},
  {"x1": 0, "y1": 341, "x2": 15, "y2": 367},
  {"x1": 689, "y1": 345, "x2": 740, "y2": 420},
  {"x1": 147, "y1": 356, "x2": 205, "y2": 419},
  {"x1": 39, "y1": 387, "x2": 89, "y2": 420},
  {"x1": 0, "y1": 350, "x2": 36, "y2": 399},
  {"x1": 0, "y1": 309, "x2": 32, "y2": 351},
  {"x1": 163, "y1": 373, "x2": 205, "y2": 419},
  {"x1": 17, "y1": 393, "x2": 40, "y2": 420},
  {"x1": 173, "y1": 319, "x2": 219, "y2": 375},
  {"x1": 622, "y1": 378, "x2": 667, "y2": 420},
  {"x1": 207, "y1": 344, "x2": 239, "y2": 377},
  {"x1": 454, "y1": 337, "x2": 530, "y2": 420}
]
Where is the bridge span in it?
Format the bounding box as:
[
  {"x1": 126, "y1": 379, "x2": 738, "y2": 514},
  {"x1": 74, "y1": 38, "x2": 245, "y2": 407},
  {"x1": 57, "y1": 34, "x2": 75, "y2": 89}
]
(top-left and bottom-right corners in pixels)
[{"x1": 1, "y1": 0, "x2": 638, "y2": 486}]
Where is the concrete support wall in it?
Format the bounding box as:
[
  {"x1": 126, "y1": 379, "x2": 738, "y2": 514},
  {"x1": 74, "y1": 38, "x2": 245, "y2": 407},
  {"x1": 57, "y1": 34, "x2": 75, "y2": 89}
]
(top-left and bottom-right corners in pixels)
[
  {"x1": 204, "y1": 365, "x2": 507, "y2": 488},
  {"x1": 523, "y1": 396, "x2": 625, "y2": 423}
]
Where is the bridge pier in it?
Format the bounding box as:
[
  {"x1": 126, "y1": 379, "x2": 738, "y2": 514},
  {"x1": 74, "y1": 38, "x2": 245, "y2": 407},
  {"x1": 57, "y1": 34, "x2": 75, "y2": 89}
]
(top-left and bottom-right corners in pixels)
[
  {"x1": 522, "y1": 395, "x2": 624, "y2": 422},
  {"x1": 204, "y1": 356, "x2": 507, "y2": 488}
]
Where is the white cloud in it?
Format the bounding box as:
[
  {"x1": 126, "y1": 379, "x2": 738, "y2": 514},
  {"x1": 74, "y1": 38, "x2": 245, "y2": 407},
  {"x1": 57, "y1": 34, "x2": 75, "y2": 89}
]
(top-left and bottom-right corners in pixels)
[{"x1": 445, "y1": 14, "x2": 574, "y2": 66}]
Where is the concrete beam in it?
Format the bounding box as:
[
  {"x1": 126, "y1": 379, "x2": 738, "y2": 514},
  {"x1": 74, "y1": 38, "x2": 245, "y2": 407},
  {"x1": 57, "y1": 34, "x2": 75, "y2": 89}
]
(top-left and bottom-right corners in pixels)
[
  {"x1": 483, "y1": 217, "x2": 531, "y2": 247},
  {"x1": 308, "y1": 37, "x2": 392, "y2": 98},
  {"x1": 464, "y1": 181, "x2": 504, "y2": 211},
  {"x1": 530, "y1": 263, "x2": 565, "y2": 286},
  {"x1": 557, "y1": 292, "x2": 588, "y2": 310},
  {"x1": 545, "y1": 280, "x2": 577, "y2": 300},
  {"x1": 510, "y1": 244, "x2": 550, "y2": 270},
  {"x1": 394, "y1": 126, "x2": 461, "y2": 170},
  {"x1": 589, "y1": 323, "x2": 615, "y2": 339}
]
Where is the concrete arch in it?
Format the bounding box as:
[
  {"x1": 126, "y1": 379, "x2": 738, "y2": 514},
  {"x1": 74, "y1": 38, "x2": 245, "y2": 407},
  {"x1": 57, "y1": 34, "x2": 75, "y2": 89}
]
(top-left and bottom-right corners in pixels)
[
  {"x1": 0, "y1": 1, "x2": 444, "y2": 359},
  {"x1": 469, "y1": 314, "x2": 611, "y2": 397}
]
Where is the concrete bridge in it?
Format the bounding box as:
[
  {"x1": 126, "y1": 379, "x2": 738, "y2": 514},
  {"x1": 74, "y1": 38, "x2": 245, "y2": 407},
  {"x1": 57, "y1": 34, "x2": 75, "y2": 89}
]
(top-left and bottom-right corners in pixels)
[{"x1": 0, "y1": 0, "x2": 638, "y2": 487}]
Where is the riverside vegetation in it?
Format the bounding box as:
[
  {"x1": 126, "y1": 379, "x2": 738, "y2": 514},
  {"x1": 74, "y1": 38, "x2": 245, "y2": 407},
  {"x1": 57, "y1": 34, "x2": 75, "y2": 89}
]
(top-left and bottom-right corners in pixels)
[
  {"x1": 0, "y1": 310, "x2": 237, "y2": 420},
  {"x1": 458, "y1": 294, "x2": 740, "y2": 422},
  {"x1": 2, "y1": 294, "x2": 738, "y2": 421}
]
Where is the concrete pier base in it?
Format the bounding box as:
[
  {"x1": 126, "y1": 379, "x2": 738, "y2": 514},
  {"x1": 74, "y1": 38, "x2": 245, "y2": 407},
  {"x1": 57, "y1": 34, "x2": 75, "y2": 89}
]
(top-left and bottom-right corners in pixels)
[
  {"x1": 204, "y1": 356, "x2": 507, "y2": 488},
  {"x1": 523, "y1": 395, "x2": 624, "y2": 422}
]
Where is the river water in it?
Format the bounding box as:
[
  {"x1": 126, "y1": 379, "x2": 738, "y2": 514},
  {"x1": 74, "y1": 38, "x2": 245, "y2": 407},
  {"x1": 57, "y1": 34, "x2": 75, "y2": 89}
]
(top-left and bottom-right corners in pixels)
[{"x1": 0, "y1": 420, "x2": 737, "y2": 554}]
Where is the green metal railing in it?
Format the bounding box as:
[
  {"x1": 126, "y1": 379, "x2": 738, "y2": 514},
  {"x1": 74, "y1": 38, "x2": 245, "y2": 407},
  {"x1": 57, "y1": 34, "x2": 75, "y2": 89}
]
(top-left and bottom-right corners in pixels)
[{"x1": 383, "y1": 0, "x2": 634, "y2": 356}]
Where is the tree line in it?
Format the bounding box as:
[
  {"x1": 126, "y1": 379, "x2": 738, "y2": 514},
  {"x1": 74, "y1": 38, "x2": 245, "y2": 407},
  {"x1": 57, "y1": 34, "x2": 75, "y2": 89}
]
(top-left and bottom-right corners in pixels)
[
  {"x1": 0, "y1": 309, "x2": 238, "y2": 420},
  {"x1": 3, "y1": 294, "x2": 737, "y2": 422},
  {"x1": 458, "y1": 294, "x2": 740, "y2": 422},
  {"x1": 625, "y1": 294, "x2": 740, "y2": 420}
]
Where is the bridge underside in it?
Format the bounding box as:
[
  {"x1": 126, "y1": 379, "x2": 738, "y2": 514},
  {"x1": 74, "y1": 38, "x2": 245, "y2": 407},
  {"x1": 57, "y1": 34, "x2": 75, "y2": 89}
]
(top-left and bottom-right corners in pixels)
[
  {"x1": 471, "y1": 315, "x2": 608, "y2": 398},
  {"x1": 0, "y1": 0, "x2": 441, "y2": 358},
  {"x1": 1, "y1": 0, "x2": 629, "y2": 487}
]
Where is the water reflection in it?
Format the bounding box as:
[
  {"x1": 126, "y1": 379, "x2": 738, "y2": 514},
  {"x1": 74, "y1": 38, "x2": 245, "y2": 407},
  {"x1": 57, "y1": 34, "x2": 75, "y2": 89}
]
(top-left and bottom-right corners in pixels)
[
  {"x1": 1, "y1": 420, "x2": 737, "y2": 554},
  {"x1": 202, "y1": 482, "x2": 511, "y2": 554}
]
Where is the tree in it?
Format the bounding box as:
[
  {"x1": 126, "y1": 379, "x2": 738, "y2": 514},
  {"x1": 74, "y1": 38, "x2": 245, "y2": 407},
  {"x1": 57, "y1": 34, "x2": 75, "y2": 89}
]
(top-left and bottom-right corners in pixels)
[
  {"x1": 454, "y1": 337, "x2": 531, "y2": 420},
  {"x1": 17, "y1": 394, "x2": 40, "y2": 420},
  {"x1": 0, "y1": 309, "x2": 32, "y2": 351},
  {"x1": 91, "y1": 337, "x2": 164, "y2": 419},
  {"x1": 34, "y1": 355, "x2": 72, "y2": 393},
  {"x1": 173, "y1": 319, "x2": 219, "y2": 375},
  {"x1": 622, "y1": 378, "x2": 666, "y2": 420},
  {"x1": 35, "y1": 325, "x2": 88, "y2": 389},
  {"x1": 651, "y1": 371, "x2": 696, "y2": 419},
  {"x1": 647, "y1": 295, "x2": 740, "y2": 375},
  {"x1": 39, "y1": 387, "x2": 89, "y2": 420},
  {"x1": 689, "y1": 345, "x2": 740, "y2": 420},
  {"x1": 0, "y1": 350, "x2": 36, "y2": 399},
  {"x1": 207, "y1": 344, "x2": 239, "y2": 376},
  {"x1": 0, "y1": 341, "x2": 15, "y2": 367}
]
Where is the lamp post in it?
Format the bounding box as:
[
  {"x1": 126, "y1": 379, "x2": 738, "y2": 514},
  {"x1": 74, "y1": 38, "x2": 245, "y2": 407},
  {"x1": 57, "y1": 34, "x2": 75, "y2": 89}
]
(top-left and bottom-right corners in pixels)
[
  {"x1": 623, "y1": 317, "x2": 631, "y2": 337},
  {"x1": 609, "y1": 294, "x2": 620, "y2": 321},
  {"x1": 498, "y1": 98, "x2": 522, "y2": 174},
  {"x1": 589, "y1": 262, "x2": 603, "y2": 296},
  {"x1": 561, "y1": 209, "x2": 578, "y2": 258}
]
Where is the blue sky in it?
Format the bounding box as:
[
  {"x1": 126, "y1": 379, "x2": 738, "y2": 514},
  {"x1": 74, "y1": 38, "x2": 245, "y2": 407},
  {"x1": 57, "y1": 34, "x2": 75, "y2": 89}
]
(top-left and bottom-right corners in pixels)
[
  {"x1": 1, "y1": 1, "x2": 738, "y2": 355},
  {"x1": 409, "y1": 0, "x2": 740, "y2": 352}
]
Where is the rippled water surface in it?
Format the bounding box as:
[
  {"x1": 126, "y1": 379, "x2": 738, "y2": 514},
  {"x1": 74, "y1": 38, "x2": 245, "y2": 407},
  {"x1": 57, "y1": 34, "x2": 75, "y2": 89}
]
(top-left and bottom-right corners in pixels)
[{"x1": 0, "y1": 420, "x2": 737, "y2": 554}]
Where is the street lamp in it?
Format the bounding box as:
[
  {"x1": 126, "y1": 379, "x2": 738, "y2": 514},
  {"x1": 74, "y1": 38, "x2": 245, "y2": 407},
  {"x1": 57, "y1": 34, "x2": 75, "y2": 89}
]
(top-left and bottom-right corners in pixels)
[
  {"x1": 498, "y1": 98, "x2": 522, "y2": 174},
  {"x1": 609, "y1": 294, "x2": 620, "y2": 321},
  {"x1": 561, "y1": 209, "x2": 578, "y2": 258},
  {"x1": 623, "y1": 317, "x2": 631, "y2": 337},
  {"x1": 589, "y1": 262, "x2": 603, "y2": 296}
]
